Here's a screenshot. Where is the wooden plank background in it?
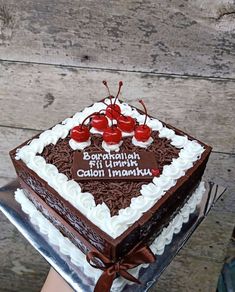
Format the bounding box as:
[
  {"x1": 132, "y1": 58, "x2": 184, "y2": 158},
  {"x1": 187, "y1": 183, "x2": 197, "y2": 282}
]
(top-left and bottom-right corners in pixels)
[
  {"x1": 0, "y1": 0, "x2": 234, "y2": 291},
  {"x1": 0, "y1": 0, "x2": 235, "y2": 77}
]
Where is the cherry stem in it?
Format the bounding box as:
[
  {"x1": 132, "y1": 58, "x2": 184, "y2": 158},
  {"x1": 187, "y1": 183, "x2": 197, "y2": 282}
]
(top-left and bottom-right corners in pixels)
[
  {"x1": 81, "y1": 112, "x2": 98, "y2": 127},
  {"x1": 114, "y1": 81, "x2": 123, "y2": 105},
  {"x1": 102, "y1": 80, "x2": 112, "y2": 106},
  {"x1": 139, "y1": 100, "x2": 148, "y2": 125},
  {"x1": 102, "y1": 99, "x2": 127, "y2": 119}
]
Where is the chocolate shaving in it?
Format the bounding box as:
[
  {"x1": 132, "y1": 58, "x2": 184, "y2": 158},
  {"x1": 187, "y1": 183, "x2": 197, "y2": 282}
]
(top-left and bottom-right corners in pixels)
[{"x1": 41, "y1": 132, "x2": 179, "y2": 216}]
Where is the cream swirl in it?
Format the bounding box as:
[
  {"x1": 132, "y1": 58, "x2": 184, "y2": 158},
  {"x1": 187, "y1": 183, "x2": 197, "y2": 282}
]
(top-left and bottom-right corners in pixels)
[
  {"x1": 102, "y1": 140, "x2": 123, "y2": 152},
  {"x1": 158, "y1": 127, "x2": 175, "y2": 139},
  {"x1": 69, "y1": 138, "x2": 91, "y2": 150},
  {"x1": 61, "y1": 180, "x2": 82, "y2": 203},
  {"x1": 132, "y1": 136, "x2": 153, "y2": 148},
  {"x1": 15, "y1": 145, "x2": 35, "y2": 164},
  {"x1": 51, "y1": 124, "x2": 69, "y2": 139},
  {"x1": 171, "y1": 157, "x2": 193, "y2": 171},
  {"x1": 50, "y1": 173, "x2": 68, "y2": 191},
  {"x1": 180, "y1": 205, "x2": 191, "y2": 222},
  {"x1": 87, "y1": 203, "x2": 111, "y2": 227},
  {"x1": 131, "y1": 108, "x2": 141, "y2": 119},
  {"x1": 76, "y1": 192, "x2": 96, "y2": 216},
  {"x1": 117, "y1": 207, "x2": 141, "y2": 225},
  {"x1": 130, "y1": 195, "x2": 153, "y2": 212},
  {"x1": 179, "y1": 141, "x2": 204, "y2": 162},
  {"x1": 119, "y1": 102, "x2": 133, "y2": 116},
  {"x1": 171, "y1": 215, "x2": 184, "y2": 234},
  {"x1": 171, "y1": 135, "x2": 188, "y2": 148},
  {"x1": 121, "y1": 130, "x2": 134, "y2": 137},
  {"x1": 38, "y1": 163, "x2": 59, "y2": 182},
  {"x1": 103, "y1": 214, "x2": 136, "y2": 238},
  {"x1": 140, "y1": 183, "x2": 165, "y2": 200},
  {"x1": 162, "y1": 164, "x2": 185, "y2": 180},
  {"x1": 62, "y1": 117, "x2": 80, "y2": 130},
  {"x1": 39, "y1": 130, "x2": 59, "y2": 145},
  {"x1": 28, "y1": 139, "x2": 45, "y2": 154},
  {"x1": 72, "y1": 111, "x2": 84, "y2": 123},
  {"x1": 147, "y1": 118, "x2": 163, "y2": 131},
  {"x1": 27, "y1": 155, "x2": 47, "y2": 172},
  {"x1": 185, "y1": 140, "x2": 204, "y2": 152},
  {"x1": 136, "y1": 115, "x2": 151, "y2": 125},
  {"x1": 90, "y1": 127, "x2": 103, "y2": 135},
  {"x1": 153, "y1": 175, "x2": 176, "y2": 190}
]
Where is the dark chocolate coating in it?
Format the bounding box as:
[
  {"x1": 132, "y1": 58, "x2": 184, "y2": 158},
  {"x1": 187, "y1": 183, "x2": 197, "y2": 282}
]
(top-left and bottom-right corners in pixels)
[
  {"x1": 41, "y1": 132, "x2": 179, "y2": 216},
  {"x1": 9, "y1": 108, "x2": 212, "y2": 261}
]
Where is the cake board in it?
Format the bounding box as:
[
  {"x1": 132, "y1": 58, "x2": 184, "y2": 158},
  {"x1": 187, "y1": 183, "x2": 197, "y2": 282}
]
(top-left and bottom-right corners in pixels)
[{"x1": 0, "y1": 180, "x2": 226, "y2": 292}]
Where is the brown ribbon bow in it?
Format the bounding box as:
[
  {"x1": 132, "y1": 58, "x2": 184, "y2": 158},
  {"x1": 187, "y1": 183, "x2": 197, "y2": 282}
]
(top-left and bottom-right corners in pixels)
[{"x1": 86, "y1": 245, "x2": 156, "y2": 292}]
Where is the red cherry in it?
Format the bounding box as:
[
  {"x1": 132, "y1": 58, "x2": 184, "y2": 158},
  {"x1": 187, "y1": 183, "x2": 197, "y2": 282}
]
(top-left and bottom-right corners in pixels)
[
  {"x1": 117, "y1": 115, "x2": 136, "y2": 132},
  {"x1": 134, "y1": 125, "x2": 152, "y2": 142},
  {"x1": 70, "y1": 125, "x2": 90, "y2": 142},
  {"x1": 106, "y1": 104, "x2": 121, "y2": 120},
  {"x1": 103, "y1": 126, "x2": 122, "y2": 145},
  {"x1": 91, "y1": 114, "x2": 108, "y2": 131},
  {"x1": 151, "y1": 168, "x2": 160, "y2": 177}
]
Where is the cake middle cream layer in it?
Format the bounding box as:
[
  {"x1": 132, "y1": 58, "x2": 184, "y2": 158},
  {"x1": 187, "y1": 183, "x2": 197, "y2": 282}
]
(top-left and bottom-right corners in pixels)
[
  {"x1": 15, "y1": 182, "x2": 206, "y2": 291},
  {"x1": 14, "y1": 99, "x2": 205, "y2": 239}
]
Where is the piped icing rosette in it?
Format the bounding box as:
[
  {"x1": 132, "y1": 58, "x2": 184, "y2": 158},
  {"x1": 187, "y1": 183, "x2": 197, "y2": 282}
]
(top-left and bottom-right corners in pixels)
[
  {"x1": 69, "y1": 138, "x2": 91, "y2": 150},
  {"x1": 15, "y1": 98, "x2": 205, "y2": 239},
  {"x1": 101, "y1": 140, "x2": 123, "y2": 152},
  {"x1": 158, "y1": 127, "x2": 175, "y2": 140},
  {"x1": 132, "y1": 136, "x2": 153, "y2": 148},
  {"x1": 179, "y1": 140, "x2": 204, "y2": 162},
  {"x1": 14, "y1": 182, "x2": 206, "y2": 291}
]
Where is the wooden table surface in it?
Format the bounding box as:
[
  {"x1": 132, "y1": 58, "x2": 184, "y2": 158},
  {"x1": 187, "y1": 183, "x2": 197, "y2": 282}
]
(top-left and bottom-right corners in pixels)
[{"x1": 0, "y1": 1, "x2": 234, "y2": 291}]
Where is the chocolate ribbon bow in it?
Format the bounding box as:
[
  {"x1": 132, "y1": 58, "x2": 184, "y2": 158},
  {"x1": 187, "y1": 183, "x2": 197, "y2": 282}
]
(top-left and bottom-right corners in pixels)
[{"x1": 86, "y1": 245, "x2": 156, "y2": 292}]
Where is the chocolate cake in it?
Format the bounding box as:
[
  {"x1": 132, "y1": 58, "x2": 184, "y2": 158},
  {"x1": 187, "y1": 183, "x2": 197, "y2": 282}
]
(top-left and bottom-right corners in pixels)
[{"x1": 10, "y1": 83, "x2": 212, "y2": 291}]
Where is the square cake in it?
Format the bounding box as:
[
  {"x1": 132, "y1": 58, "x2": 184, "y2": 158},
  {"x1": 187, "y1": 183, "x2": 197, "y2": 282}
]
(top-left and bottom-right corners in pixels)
[{"x1": 10, "y1": 82, "x2": 212, "y2": 291}]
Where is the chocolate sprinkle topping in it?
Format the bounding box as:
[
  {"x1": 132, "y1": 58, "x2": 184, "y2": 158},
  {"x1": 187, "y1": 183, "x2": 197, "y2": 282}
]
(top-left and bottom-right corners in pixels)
[{"x1": 41, "y1": 132, "x2": 179, "y2": 216}]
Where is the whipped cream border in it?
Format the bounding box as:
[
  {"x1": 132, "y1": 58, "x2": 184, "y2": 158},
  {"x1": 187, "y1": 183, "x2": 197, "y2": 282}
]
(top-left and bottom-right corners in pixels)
[
  {"x1": 14, "y1": 182, "x2": 206, "y2": 291},
  {"x1": 15, "y1": 99, "x2": 205, "y2": 238}
]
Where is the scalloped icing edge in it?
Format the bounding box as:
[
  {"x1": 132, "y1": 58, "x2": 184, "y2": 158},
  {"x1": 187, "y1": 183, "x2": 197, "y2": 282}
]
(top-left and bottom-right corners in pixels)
[
  {"x1": 15, "y1": 182, "x2": 206, "y2": 291},
  {"x1": 15, "y1": 99, "x2": 205, "y2": 238}
]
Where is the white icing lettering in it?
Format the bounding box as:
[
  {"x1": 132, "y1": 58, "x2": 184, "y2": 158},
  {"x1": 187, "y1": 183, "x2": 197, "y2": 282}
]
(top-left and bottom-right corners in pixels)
[
  {"x1": 83, "y1": 152, "x2": 90, "y2": 160},
  {"x1": 82, "y1": 152, "x2": 140, "y2": 162},
  {"x1": 129, "y1": 160, "x2": 138, "y2": 167},
  {"x1": 112, "y1": 170, "x2": 121, "y2": 177},
  {"x1": 89, "y1": 160, "x2": 96, "y2": 168},
  {"x1": 77, "y1": 169, "x2": 105, "y2": 177}
]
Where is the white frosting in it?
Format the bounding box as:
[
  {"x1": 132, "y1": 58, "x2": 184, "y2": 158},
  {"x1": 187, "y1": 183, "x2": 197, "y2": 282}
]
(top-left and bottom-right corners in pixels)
[
  {"x1": 69, "y1": 138, "x2": 91, "y2": 150},
  {"x1": 158, "y1": 127, "x2": 175, "y2": 139},
  {"x1": 140, "y1": 183, "x2": 165, "y2": 200},
  {"x1": 162, "y1": 164, "x2": 185, "y2": 180},
  {"x1": 121, "y1": 130, "x2": 134, "y2": 137},
  {"x1": 132, "y1": 136, "x2": 154, "y2": 148},
  {"x1": 147, "y1": 118, "x2": 163, "y2": 131},
  {"x1": 102, "y1": 140, "x2": 123, "y2": 152},
  {"x1": 153, "y1": 174, "x2": 176, "y2": 191},
  {"x1": 87, "y1": 203, "x2": 111, "y2": 226},
  {"x1": 14, "y1": 182, "x2": 206, "y2": 291},
  {"x1": 90, "y1": 127, "x2": 104, "y2": 135},
  {"x1": 15, "y1": 99, "x2": 205, "y2": 238},
  {"x1": 130, "y1": 195, "x2": 154, "y2": 212},
  {"x1": 171, "y1": 135, "x2": 188, "y2": 148}
]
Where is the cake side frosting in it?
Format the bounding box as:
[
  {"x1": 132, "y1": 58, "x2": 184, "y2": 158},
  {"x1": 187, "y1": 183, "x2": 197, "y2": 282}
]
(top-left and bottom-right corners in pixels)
[
  {"x1": 14, "y1": 182, "x2": 206, "y2": 291},
  {"x1": 14, "y1": 99, "x2": 205, "y2": 238}
]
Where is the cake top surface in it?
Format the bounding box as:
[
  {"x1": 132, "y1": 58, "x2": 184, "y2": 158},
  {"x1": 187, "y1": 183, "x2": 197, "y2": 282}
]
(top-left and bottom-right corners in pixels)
[{"x1": 14, "y1": 96, "x2": 206, "y2": 239}]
